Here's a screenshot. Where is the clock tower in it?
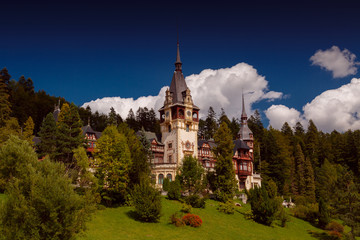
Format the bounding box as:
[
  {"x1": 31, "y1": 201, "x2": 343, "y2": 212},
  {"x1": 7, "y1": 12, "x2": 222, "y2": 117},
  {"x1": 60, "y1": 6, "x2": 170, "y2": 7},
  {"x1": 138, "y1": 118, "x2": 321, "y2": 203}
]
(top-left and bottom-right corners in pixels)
[{"x1": 155, "y1": 41, "x2": 200, "y2": 186}]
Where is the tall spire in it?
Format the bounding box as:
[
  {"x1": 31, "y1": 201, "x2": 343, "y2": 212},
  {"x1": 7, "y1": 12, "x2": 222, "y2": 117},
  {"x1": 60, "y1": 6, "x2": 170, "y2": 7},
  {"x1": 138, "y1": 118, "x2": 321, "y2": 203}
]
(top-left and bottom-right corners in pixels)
[
  {"x1": 175, "y1": 41, "x2": 182, "y2": 71},
  {"x1": 241, "y1": 91, "x2": 247, "y2": 120}
]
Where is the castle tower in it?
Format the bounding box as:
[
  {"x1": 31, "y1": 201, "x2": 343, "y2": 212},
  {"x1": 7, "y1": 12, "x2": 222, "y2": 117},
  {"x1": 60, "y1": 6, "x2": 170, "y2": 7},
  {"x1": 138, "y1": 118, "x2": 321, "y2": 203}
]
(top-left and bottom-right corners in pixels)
[
  {"x1": 237, "y1": 93, "x2": 254, "y2": 157},
  {"x1": 155, "y1": 41, "x2": 200, "y2": 187}
]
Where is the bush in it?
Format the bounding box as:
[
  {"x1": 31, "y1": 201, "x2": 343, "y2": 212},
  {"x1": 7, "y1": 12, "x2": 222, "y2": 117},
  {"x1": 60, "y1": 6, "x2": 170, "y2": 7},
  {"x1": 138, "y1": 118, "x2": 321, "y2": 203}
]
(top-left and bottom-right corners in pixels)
[
  {"x1": 185, "y1": 195, "x2": 205, "y2": 208},
  {"x1": 327, "y1": 231, "x2": 342, "y2": 240},
  {"x1": 181, "y1": 203, "x2": 192, "y2": 213},
  {"x1": 277, "y1": 207, "x2": 290, "y2": 227},
  {"x1": 247, "y1": 186, "x2": 278, "y2": 226},
  {"x1": 170, "y1": 212, "x2": 185, "y2": 227},
  {"x1": 163, "y1": 178, "x2": 170, "y2": 192},
  {"x1": 217, "y1": 201, "x2": 235, "y2": 214},
  {"x1": 167, "y1": 180, "x2": 181, "y2": 200},
  {"x1": 291, "y1": 203, "x2": 318, "y2": 224},
  {"x1": 326, "y1": 221, "x2": 344, "y2": 233},
  {"x1": 182, "y1": 214, "x2": 202, "y2": 227},
  {"x1": 132, "y1": 181, "x2": 161, "y2": 222}
]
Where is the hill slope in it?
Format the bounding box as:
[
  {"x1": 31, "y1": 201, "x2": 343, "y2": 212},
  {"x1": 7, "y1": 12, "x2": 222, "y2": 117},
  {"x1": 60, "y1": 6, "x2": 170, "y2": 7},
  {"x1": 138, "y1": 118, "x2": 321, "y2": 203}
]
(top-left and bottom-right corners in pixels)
[{"x1": 79, "y1": 198, "x2": 323, "y2": 240}]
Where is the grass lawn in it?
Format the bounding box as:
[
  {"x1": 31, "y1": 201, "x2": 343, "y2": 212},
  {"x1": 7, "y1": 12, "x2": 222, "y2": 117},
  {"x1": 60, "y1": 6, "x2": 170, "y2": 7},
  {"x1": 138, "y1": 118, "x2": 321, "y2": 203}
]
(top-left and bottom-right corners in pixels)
[{"x1": 79, "y1": 198, "x2": 323, "y2": 240}]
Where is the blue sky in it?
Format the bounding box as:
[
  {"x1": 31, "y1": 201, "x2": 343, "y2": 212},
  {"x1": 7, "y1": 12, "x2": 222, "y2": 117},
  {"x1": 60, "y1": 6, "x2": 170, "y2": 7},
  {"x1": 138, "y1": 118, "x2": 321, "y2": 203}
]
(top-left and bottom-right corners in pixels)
[{"x1": 2, "y1": 1, "x2": 360, "y2": 132}]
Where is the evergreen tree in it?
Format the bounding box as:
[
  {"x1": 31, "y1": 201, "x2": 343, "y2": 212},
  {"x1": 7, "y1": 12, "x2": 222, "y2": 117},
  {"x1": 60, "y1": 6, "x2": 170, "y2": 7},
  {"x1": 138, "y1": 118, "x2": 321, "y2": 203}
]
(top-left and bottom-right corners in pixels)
[
  {"x1": 96, "y1": 126, "x2": 131, "y2": 204},
  {"x1": 304, "y1": 156, "x2": 316, "y2": 202},
  {"x1": 218, "y1": 108, "x2": 231, "y2": 128},
  {"x1": 248, "y1": 109, "x2": 264, "y2": 142},
  {"x1": 22, "y1": 116, "x2": 34, "y2": 144},
  {"x1": 37, "y1": 113, "x2": 57, "y2": 158},
  {"x1": 108, "y1": 107, "x2": 118, "y2": 126},
  {"x1": 177, "y1": 155, "x2": 205, "y2": 195},
  {"x1": 55, "y1": 103, "x2": 83, "y2": 166},
  {"x1": 198, "y1": 119, "x2": 206, "y2": 139},
  {"x1": 229, "y1": 117, "x2": 240, "y2": 140},
  {"x1": 294, "y1": 143, "x2": 305, "y2": 196},
  {"x1": 0, "y1": 69, "x2": 11, "y2": 127},
  {"x1": 305, "y1": 120, "x2": 319, "y2": 168},
  {"x1": 118, "y1": 123, "x2": 150, "y2": 188},
  {"x1": 281, "y1": 122, "x2": 293, "y2": 137},
  {"x1": 0, "y1": 118, "x2": 21, "y2": 145},
  {"x1": 316, "y1": 159, "x2": 338, "y2": 203},
  {"x1": 205, "y1": 106, "x2": 218, "y2": 140},
  {"x1": 213, "y1": 122, "x2": 237, "y2": 202},
  {"x1": 318, "y1": 197, "x2": 330, "y2": 228},
  {"x1": 126, "y1": 108, "x2": 138, "y2": 131}
]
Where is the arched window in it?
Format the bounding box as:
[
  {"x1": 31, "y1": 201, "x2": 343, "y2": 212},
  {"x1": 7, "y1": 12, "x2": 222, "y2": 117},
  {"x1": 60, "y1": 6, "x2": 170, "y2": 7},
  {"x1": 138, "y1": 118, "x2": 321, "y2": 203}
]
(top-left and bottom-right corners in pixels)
[
  {"x1": 168, "y1": 125, "x2": 171, "y2": 132},
  {"x1": 166, "y1": 174, "x2": 172, "y2": 182},
  {"x1": 158, "y1": 174, "x2": 164, "y2": 185}
]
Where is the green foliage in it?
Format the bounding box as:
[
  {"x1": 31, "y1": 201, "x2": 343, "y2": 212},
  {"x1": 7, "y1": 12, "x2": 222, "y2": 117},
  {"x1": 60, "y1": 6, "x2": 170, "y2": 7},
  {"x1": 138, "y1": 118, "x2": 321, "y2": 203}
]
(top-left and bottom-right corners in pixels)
[
  {"x1": 277, "y1": 206, "x2": 290, "y2": 227},
  {"x1": 96, "y1": 126, "x2": 131, "y2": 205},
  {"x1": 22, "y1": 116, "x2": 34, "y2": 144},
  {"x1": 0, "y1": 118, "x2": 21, "y2": 145},
  {"x1": 213, "y1": 122, "x2": 237, "y2": 202},
  {"x1": 177, "y1": 155, "x2": 204, "y2": 195},
  {"x1": 205, "y1": 106, "x2": 218, "y2": 140},
  {"x1": 163, "y1": 177, "x2": 170, "y2": 191},
  {"x1": 325, "y1": 221, "x2": 344, "y2": 234},
  {"x1": 0, "y1": 137, "x2": 93, "y2": 240},
  {"x1": 318, "y1": 198, "x2": 330, "y2": 228},
  {"x1": 247, "y1": 186, "x2": 278, "y2": 226},
  {"x1": 181, "y1": 203, "x2": 192, "y2": 213},
  {"x1": 118, "y1": 123, "x2": 150, "y2": 188},
  {"x1": 131, "y1": 181, "x2": 161, "y2": 222},
  {"x1": 55, "y1": 103, "x2": 83, "y2": 165},
  {"x1": 37, "y1": 113, "x2": 57, "y2": 158},
  {"x1": 0, "y1": 69, "x2": 11, "y2": 127},
  {"x1": 184, "y1": 195, "x2": 206, "y2": 208},
  {"x1": 0, "y1": 135, "x2": 38, "y2": 191},
  {"x1": 217, "y1": 201, "x2": 235, "y2": 214},
  {"x1": 167, "y1": 180, "x2": 181, "y2": 200},
  {"x1": 170, "y1": 212, "x2": 185, "y2": 227},
  {"x1": 291, "y1": 203, "x2": 318, "y2": 224}
]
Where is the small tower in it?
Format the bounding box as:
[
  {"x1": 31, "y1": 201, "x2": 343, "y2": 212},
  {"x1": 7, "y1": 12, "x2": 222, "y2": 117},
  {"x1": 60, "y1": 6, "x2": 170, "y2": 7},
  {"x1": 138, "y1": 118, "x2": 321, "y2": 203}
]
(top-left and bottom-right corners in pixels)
[
  {"x1": 156, "y1": 41, "x2": 200, "y2": 187},
  {"x1": 238, "y1": 93, "x2": 254, "y2": 157}
]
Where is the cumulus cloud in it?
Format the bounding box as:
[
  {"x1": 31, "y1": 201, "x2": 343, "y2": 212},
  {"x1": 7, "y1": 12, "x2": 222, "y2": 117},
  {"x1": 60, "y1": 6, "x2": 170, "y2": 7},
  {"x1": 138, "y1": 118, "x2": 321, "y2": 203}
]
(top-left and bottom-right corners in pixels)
[
  {"x1": 265, "y1": 105, "x2": 305, "y2": 130},
  {"x1": 303, "y1": 78, "x2": 360, "y2": 132},
  {"x1": 310, "y1": 46, "x2": 359, "y2": 78},
  {"x1": 266, "y1": 78, "x2": 360, "y2": 132},
  {"x1": 82, "y1": 63, "x2": 283, "y2": 119}
]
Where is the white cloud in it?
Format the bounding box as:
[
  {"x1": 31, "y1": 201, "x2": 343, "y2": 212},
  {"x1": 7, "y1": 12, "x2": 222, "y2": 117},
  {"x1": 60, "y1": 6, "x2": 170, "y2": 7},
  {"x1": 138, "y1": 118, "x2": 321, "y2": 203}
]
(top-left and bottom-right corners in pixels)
[
  {"x1": 303, "y1": 78, "x2": 360, "y2": 132},
  {"x1": 310, "y1": 46, "x2": 359, "y2": 78},
  {"x1": 82, "y1": 63, "x2": 283, "y2": 119},
  {"x1": 265, "y1": 105, "x2": 305, "y2": 130},
  {"x1": 266, "y1": 78, "x2": 360, "y2": 132}
]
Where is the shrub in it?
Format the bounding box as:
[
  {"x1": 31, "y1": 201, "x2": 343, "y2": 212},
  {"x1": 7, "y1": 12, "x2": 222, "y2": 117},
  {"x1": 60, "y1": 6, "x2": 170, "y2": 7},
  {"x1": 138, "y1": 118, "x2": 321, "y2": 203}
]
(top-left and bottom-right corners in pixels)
[
  {"x1": 326, "y1": 221, "x2": 344, "y2": 233},
  {"x1": 170, "y1": 212, "x2": 185, "y2": 227},
  {"x1": 163, "y1": 178, "x2": 170, "y2": 192},
  {"x1": 181, "y1": 203, "x2": 192, "y2": 213},
  {"x1": 217, "y1": 201, "x2": 235, "y2": 214},
  {"x1": 182, "y1": 214, "x2": 202, "y2": 227},
  {"x1": 132, "y1": 181, "x2": 161, "y2": 222},
  {"x1": 327, "y1": 231, "x2": 342, "y2": 240},
  {"x1": 291, "y1": 203, "x2": 318, "y2": 224},
  {"x1": 277, "y1": 207, "x2": 290, "y2": 227},
  {"x1": 185, "y1": 195, "x2": 206, "y2": 208},
  {"x1": 247, "y1": 186, "x2": 278, "y2": 226},
  {"x1": 167, "y1": 180, "x2": 181, "y2": 200}
]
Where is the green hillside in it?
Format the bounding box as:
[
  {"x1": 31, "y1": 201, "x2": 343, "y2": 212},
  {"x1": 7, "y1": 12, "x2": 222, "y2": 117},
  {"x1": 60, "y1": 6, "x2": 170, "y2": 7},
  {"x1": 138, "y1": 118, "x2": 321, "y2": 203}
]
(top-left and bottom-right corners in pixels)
[{"x1": 79, "y1": 198, "x2": 323, "y2": 240}]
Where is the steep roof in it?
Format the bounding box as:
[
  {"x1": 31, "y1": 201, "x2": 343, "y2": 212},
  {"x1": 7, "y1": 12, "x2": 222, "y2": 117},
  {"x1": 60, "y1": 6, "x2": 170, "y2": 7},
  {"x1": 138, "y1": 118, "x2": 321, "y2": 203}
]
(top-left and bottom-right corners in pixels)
[
  {"x1": 198, "y1": 139, "x2": 249, "y2": 155},
  {"x1": 169, "y1": 42, "x2": 188, "y2": 104},
  {"x1": 81, "y1": 125, "x2": 102, "y2": 139}
]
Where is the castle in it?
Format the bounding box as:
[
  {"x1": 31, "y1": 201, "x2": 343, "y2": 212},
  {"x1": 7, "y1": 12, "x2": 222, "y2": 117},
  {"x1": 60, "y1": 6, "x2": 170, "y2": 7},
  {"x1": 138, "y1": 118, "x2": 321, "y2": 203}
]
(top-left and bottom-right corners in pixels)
[{"x1": 148, "y1": 42, "x2": 261, "y2": 190}]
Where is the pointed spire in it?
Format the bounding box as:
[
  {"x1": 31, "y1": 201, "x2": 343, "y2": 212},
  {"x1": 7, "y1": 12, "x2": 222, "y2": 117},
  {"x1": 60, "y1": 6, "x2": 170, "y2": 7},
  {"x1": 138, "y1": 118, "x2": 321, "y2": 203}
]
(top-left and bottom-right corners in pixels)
[
  {"x1": 241, "y1": 91, "x2": 247, "y2": 120},
  {"x1": 175, "y1": 41, "x2": 182, "y2": 72},
  {"x1": 88, "y1": 117, "x2": 90, "y2": 126}
]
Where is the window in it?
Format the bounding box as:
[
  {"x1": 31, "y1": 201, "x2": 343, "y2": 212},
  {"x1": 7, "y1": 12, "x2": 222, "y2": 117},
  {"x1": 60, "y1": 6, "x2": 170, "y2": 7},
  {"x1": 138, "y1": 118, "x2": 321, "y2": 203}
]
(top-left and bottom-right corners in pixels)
[
  {"x1": 166, "y1": 174, "x2": 172, "y2": 182},
  {"x1": 186, "y1": 124, "x2": 189, "y2": 132},
  {"x1": 168, "y1": 125, "x2": 171, "y2": 132},
  {"x1": 158, "y1": 174, "x2": 164, "y2": 185},
  {"x1": 168, "y1": 143, "x2": 172, "y2": 149},
  {"x1": 206, "y1": 162, "x2": 210, "y2": 168},
  {"x1": 239, "y1": 182, "x2": 245, "y2": 190},
  {"x1": 168, "y1": 155, "x2": 172, "y2": 163}
]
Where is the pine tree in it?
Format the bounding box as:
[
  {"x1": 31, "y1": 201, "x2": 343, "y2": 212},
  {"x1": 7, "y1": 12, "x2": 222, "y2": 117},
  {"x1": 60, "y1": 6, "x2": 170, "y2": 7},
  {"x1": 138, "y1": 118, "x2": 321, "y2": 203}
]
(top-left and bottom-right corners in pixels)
[
  {"x1": 205, "y1": 106, "x2": 218, "y2": 140},
  {"x1": 177, "y1": 155, "x2": 205, "y2": 195},
  {"x1": 126, "y1": 108, "x2": 138, "y2": 131},
  {"x1": 96, "y1": 126, "x2": 131, "y2": 204},
  {"x1": 0, "y1": 118, "x2": 21, "y2": 145},
  {"x1": 213, "y1": 122, "x2": 237, "y2": 202},
  {"x1": 55, "y1": 103, "x2": 83, "y2": 166},
  {"x1": 22, "y1": 116, "x2": 34, "y2": 144},
  {"x1": 294, "y1": 143, "x2": 305, "y2": 196},
  {"x1": 37, "y1": 113, "x2": 57, "y2": 158},
  {"x1": 0, "y1": 69, "x2": 11, "y2": 127},
  {"x1": 108, "y1": 107, "x2": 118, "y2": 126},
  {"x1": 304, "y1": 156, "x2": 316, "y2": 202},
  {"x1": 118, "y1": 123, "x2": 150, "y2": 188},
  {"x1": 305, "y1": 120, "x2": 319, "y2": 168}
]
